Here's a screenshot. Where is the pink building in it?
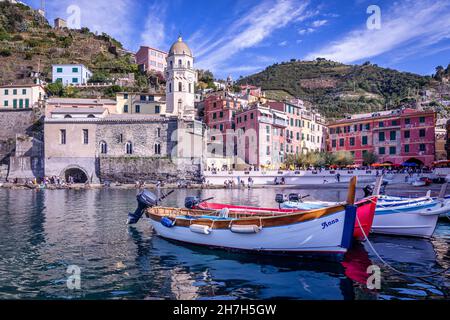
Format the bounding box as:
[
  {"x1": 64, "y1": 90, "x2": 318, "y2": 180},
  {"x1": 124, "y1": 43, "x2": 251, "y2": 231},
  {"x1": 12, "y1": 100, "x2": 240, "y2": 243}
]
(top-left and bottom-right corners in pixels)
[
  {"x1": 204, "y1": 93, "x2": 241, "y2": 157},
  {"x1": 136, "y1": 46, "x2": 167, "y2": 74},
  {"x1": 240, "y1": 85, "x2": 262, "y2": 98},
  {"x1": 327, "y1": 108, "x2": 436, "y2": 167},
  {"x1": 269, "y1": 100, "x2": 327, "y2": 155},
  {"x1": 234, "y1": 104, "x2": 287, "y2": 168}
]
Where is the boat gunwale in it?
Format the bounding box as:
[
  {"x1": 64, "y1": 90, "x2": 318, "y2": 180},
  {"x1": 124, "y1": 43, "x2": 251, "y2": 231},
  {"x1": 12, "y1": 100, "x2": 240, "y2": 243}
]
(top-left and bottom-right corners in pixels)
[{"x1": 146, "y1": 204, "x2": 347, "y2": 230}]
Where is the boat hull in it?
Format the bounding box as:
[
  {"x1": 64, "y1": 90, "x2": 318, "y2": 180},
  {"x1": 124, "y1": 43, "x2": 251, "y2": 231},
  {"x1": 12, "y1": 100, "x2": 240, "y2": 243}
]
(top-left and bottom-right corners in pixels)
[
  {"x1": 283, "y1": 197, "x2": 443, "y2": 238},
  {"x1": 148, "y1": 207, "x2": 354, "y2": 254},
  {"x1": 371, "y1": 202, "x2": 442, "y2": 238}
]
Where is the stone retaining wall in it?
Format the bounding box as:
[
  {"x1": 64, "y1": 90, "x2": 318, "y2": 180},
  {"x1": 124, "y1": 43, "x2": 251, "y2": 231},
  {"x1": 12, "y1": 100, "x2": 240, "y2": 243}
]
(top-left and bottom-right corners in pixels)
[{"x1": 99, "y1": 157, "x2": 201, "y2": 183}]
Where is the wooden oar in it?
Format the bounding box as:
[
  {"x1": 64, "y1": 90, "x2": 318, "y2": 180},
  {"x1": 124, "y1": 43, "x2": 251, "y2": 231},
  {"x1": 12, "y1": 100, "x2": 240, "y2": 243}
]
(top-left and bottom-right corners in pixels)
[{"x1": 346, "y1": 176, "x2": 358, "y2": 205}]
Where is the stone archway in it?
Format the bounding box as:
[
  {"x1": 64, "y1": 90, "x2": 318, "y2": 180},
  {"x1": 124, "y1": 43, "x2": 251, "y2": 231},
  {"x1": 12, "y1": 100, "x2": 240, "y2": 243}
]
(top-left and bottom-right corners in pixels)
[
  {"x1": 62, "y1": 166, "x2": 89, "y2": 183},
  {"x1": 405, "y1": 158, "x2": 424, "y2": 167}
]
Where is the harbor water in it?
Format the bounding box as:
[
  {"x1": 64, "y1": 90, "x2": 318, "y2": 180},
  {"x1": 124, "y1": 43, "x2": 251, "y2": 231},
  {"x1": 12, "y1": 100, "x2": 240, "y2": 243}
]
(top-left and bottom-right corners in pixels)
[{"x1": 0, "y1": 188, "x2": 448, "y2": 300}]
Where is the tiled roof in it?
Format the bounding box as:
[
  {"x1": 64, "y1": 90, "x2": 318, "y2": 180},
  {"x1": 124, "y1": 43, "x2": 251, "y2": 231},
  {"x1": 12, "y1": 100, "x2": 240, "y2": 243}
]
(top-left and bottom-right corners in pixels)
[
  {"x1": 47, "y1": 98, "x2": 116, "y2": 105},
  {"x1": 51, "y1": 107, "x2": 106, "y2": 114}
]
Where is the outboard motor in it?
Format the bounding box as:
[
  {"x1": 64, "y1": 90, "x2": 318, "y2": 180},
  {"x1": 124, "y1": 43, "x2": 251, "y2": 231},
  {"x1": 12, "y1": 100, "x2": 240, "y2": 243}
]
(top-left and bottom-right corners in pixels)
[
  {"x1": 363, "y1": 185, "x2": 374, "y2": 198},
  {"x1": 289, "y1": 193, "x2": 300, "y2": 202},
  {"x1": 127, "y1": 190, "x2": 158, "y2": 225},
  {"x1": 275, "y1": 194, "x2": 285, "y2": 204},
  {"x1": 185, "y1": 196, "x2": 200, "y2": 209}
]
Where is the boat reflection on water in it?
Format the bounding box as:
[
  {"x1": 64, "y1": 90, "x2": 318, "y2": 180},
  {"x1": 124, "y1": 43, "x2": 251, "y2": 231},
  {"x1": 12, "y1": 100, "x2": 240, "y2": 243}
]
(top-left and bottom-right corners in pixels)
[
  {"x1": 128, "y1": 227, "x2": 378, "y2": 300},
  {"x1": 342, "y1": 243, "x2": 374, "y2": 287}
]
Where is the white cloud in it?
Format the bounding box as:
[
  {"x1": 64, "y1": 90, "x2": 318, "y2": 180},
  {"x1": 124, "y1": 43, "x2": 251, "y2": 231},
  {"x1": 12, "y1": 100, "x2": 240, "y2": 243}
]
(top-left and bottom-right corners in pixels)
[
  {"x1": 140, "y1": 3, "x2": 167, "y2": 49},
  {"x1": 279, "y1": 40, "x2": 288, "y2": 47},
  {"x1": 298, "y1": 28, "x2": 314, "y2": 35},
  {"x1": 304, "y1": 1, "x2": 450, "y2": 63},
  {"x1": 195, "y1": 0, "x2": 310, "y2": 72},
  {"x1": 311, "y1": 19, "x2": 327, "y2": 27}
]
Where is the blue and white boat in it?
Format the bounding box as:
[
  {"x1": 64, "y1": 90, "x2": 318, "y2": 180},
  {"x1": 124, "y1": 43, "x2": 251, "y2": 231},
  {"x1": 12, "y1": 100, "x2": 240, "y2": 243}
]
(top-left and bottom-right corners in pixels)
[{"x1": 278, "y1": 186, "x2": 450, "y2": 239}]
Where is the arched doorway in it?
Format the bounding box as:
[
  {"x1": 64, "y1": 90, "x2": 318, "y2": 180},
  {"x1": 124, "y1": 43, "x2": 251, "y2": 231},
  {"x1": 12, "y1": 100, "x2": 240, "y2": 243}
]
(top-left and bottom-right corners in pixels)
[
  {"x1": 405, "y1": 158, "x2": 424, "y2": 167},
  {"x1": 63, "y1": 167, "x2": 88, "y2": 183}
]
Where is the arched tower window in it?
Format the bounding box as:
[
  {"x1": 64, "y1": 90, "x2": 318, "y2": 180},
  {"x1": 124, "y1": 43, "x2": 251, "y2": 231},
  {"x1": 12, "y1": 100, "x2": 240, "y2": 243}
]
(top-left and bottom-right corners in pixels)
[
  {"x1": 178, "y1": 82, "x2": 183, "y2": 92},
  {"x1": 100, "y1": 141, "x2": 107, "y2": 154},
  {"x1": 126, "y1": 141, "x2": 133, "y2": 155},
  {"x1": 178, "y1": 59, "x2": 182, "y2": 67},
  {"x1": 170, "y1": 61, "x2": 173, "y2": 69},
  {"x1": 187, "y1": 61, "x2": 191, "y2": 68},
  {"x1": 189, "y1": 83, "x2": 192, "y2": 93},
  {"x1": 169, "y1": 83, "x2": 172, "y2": 93}
]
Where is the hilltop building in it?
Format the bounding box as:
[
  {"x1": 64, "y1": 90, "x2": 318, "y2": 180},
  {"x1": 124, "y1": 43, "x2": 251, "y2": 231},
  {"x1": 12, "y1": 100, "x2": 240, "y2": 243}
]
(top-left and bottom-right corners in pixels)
[
  {"x1": 136, "y1": 46, "x2": 167, "y2": 74},
  {"x1": 52, "y1": 64, "x2": 92, "y2": 86},
  {"x1": 54, "y1": 18, "x2": 66, "y2": 29}
]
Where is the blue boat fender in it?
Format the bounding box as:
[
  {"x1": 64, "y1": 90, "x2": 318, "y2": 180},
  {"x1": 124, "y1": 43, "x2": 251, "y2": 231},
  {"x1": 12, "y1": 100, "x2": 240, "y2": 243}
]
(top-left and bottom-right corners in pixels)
[{"x1": 161, "y1": 217, "x2": 176, "y2": 228}]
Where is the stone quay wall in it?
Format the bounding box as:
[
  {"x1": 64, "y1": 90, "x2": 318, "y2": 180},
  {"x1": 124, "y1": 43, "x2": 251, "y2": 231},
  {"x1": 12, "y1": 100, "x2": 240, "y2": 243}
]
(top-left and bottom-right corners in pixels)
[{"x1": 98, "y1": 157, "x2": 201, "y2": 183}]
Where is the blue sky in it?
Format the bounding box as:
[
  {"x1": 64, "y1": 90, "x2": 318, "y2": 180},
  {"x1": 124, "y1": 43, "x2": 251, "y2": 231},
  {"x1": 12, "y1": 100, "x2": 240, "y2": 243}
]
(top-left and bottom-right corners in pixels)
[{"x1": 23, "y1": 0, "x2": 450, "y2": 79}]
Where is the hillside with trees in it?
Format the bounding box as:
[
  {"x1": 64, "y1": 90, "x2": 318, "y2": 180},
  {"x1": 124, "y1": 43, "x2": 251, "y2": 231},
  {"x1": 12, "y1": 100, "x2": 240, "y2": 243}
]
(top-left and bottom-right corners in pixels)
[
  {"x1": 0, "y1": 1, "x2": 151, "y2": 97},
  {"x1": 237, "y1": 59, "x2": 448, "y2": 119}
]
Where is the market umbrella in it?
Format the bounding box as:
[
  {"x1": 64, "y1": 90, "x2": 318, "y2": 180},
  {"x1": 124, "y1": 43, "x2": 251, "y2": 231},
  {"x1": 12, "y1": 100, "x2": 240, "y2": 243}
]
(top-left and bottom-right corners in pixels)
[{"x1": 402, "y1": 162, "x2": 418, "y2": 167}]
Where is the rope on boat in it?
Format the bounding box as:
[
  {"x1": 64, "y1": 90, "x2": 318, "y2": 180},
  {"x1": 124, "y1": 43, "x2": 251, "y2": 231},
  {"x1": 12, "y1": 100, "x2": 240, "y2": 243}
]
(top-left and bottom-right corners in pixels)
[{"x1": 356, "y1": 216, "x2": 450, "y2": 279}]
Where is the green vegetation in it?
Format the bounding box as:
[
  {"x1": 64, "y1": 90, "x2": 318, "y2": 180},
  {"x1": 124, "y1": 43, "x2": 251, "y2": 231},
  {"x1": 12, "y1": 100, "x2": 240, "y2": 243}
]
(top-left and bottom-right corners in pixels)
[
  {"x1": 238, "y1": 59, "x2": 434, "y2": 119},
  {"x1": 363, "y1": 151, "x2": 378, "y2": 166},
  {"x1": 0, "y1": 48, "x2": 11, "y2": 57},
  {"x1": 434, "y1": 64, "x2": 450, "y2": 82},
  {"x1": 284, "y1": 151, "x2": 354, "y2": 169},
  {"x1": 0, "y1": 1, "x2": 147, "y2": 95},
  {"x1": 197, "y1": 69, "x2": 216, "y2": 90}
]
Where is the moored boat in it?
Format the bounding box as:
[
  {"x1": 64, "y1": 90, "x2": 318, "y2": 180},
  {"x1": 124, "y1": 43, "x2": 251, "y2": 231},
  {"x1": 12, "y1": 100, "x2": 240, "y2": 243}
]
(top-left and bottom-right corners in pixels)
[
  {"x1": 189, "y1": 196, "x2": 377, "y2": 241},
  {"x1": 277, "y1": 184, "x2": 449, "y2": 239},
  {"x1": 136, "y1": 178, "x2": 361, "y2": 255}
]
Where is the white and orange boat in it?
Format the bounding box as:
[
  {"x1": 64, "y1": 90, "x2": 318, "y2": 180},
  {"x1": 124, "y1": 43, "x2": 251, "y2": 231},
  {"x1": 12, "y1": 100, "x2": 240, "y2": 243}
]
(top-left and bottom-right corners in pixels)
[{"x1": 129, "y1": 178, "x2": 362, "y2": 255}]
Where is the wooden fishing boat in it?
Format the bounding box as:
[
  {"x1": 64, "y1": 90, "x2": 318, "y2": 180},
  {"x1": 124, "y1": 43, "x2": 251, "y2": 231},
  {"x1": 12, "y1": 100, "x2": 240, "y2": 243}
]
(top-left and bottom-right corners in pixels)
[
  {"x1": 191, "y1": 197, "x2": 377, "y2": 242},
  {"x1": 144, "y1": 178, "x2": 360, "y2": 255}
]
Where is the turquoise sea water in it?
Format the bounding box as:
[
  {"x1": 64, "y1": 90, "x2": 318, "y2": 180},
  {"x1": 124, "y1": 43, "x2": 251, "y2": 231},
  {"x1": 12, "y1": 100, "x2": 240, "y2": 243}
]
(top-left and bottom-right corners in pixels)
[{"x1": 0, "y1": 188, "x2": 448, "y2": 300}]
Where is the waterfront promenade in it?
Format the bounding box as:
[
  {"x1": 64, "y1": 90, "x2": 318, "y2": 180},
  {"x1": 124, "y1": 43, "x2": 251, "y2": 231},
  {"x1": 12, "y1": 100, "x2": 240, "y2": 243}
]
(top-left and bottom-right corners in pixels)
[{"x1": 202, "y1": 169, "x2": 436, "y2": 186}]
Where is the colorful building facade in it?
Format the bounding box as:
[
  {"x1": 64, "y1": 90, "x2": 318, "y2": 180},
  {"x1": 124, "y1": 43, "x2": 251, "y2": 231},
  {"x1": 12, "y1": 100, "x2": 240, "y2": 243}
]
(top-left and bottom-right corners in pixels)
[
  {"x1": 204, "y1": 93, "x2": 241, "y2": 158},
  {"x1": 52, "y1": 64, "x2": 92, "y2": 86},
  {"x1": 116, "y1": 92, "x2": 166, "y2": 115},
  {"x1": 269, "y1": 100, "x2": 327, "y2": 155},
  {"x1": 234, "y1": 104, "x2": 287, "y2": 168},
  {"x1": 136, "y1": 46, "x2": 168, "y2": 74},
  {"x1": 327, "y1": 108, "x2": 436, "y2": 167},
  {"x1": 0, "y1": 84, "x2": 46, "y2": 109}
]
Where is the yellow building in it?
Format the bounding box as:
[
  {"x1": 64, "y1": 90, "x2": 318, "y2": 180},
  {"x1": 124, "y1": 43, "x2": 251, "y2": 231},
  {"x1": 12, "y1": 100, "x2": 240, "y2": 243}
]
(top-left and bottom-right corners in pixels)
[
  {"x1": 0, "y1": 84, "x2": 46, "y2": 109},
  {"x1": 116, "y1": 92, "x2": 166, "y2": 115}
]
